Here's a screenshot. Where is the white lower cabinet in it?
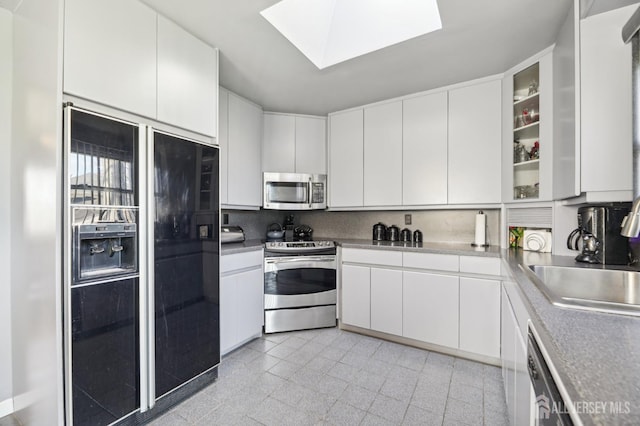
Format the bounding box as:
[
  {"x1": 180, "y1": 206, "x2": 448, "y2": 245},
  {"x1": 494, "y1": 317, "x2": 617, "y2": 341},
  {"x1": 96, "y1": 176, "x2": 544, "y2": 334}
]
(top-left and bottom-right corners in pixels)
[
  {"x1": 514, "y1": 324, "x2": 532, "y2": 426},
  {"x1": 403, "y1": 271, "x2": 459, "y2": 348},
  {"x1": 370, "y1": 268, "x2": 403, "y2": 335},
  {"x1": 459, "y1": 277, "x2": 500, "y2": 358},
  {"x1": 501, "y1": 287, "x2": 517, "y2": 426},
  {"x1": 341, "y1": 264, "x2": 371, "y2": 329},
  {"x1": 220, "y1": 251, "x2": 264, "y2": 355},
  {"x1": 501, "y1": 283, "x2": 532, "y2": 426},
  {"x1": 341, "y1": 249, "x2": 503, "y2": 360}
]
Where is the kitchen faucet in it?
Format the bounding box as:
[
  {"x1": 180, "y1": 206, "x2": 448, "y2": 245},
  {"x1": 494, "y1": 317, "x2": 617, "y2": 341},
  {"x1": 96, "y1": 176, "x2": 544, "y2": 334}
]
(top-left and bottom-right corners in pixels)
[{"x1": 621, "y1": 197, "x2": 640, "y2": 237}]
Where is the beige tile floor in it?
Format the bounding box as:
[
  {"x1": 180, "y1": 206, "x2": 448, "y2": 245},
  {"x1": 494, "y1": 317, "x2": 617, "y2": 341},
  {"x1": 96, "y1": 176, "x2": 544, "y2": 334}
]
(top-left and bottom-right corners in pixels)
[{"x1": 150, "y1": 327, "x2": 509, "y2": 426}]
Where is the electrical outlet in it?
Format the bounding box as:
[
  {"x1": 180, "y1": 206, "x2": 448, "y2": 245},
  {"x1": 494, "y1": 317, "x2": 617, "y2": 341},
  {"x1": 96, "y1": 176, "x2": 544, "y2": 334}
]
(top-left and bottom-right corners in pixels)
[
  {"x1": 405, "y1": 214, "x2": 412, "y2": 225},
  {"x1": 223, "y1": 213, "x2": 229, "y2": 225}
]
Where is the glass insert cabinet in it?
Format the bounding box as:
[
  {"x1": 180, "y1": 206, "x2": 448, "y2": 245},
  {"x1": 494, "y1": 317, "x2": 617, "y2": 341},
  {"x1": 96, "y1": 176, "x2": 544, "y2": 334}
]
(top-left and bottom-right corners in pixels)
[{"x1": 512, "y1": 62, "x2": 540, "y2": 200}]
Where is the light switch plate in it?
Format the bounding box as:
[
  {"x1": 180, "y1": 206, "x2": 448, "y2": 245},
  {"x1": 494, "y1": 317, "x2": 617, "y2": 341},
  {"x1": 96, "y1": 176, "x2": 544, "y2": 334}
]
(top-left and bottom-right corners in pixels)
[{"x1": 405, "y1": 214, "x2": 412, "y2": 225}]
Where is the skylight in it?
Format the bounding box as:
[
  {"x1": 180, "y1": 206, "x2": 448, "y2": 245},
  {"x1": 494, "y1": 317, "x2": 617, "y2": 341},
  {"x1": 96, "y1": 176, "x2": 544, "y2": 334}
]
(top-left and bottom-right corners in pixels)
[{"x1": 260, "y1": 0, "x2": 442, "y2": 69}]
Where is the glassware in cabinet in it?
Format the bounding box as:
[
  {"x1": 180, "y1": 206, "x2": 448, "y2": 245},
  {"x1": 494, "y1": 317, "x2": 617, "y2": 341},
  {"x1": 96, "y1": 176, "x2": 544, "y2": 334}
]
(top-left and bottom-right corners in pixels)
[{"x1": 513, "y1": 63, "x2": 540, "y2": 200}]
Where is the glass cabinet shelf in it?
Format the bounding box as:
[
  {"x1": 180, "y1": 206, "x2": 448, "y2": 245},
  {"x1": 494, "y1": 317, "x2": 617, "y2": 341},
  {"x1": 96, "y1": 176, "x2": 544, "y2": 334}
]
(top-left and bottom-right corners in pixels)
[
  {"x1": 514, "y1": 92, "x2": 539, "y2": 107},
  {"x1": 514, "y1": 158, "x2": 539, "y2": 169},
  {"x1": 514, "y1": 121, "x2": 539, "y2": 134}
]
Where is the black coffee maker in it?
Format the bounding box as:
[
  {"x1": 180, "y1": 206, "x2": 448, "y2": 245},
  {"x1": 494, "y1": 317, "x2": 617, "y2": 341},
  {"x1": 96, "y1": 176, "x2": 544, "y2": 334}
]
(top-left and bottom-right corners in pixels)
[{"x1": 566, "y1": 204, "x2": 631, "y2": 265}]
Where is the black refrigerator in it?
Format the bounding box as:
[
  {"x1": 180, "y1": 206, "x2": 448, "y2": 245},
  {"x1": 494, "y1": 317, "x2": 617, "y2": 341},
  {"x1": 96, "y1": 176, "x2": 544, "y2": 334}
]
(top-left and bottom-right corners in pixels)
[
  {"x1": 63, "y1": 106, "x2": 220, "y2": 426},
  {"x1": 151, "y1": 131, "x2": 220, "y2": 399}
]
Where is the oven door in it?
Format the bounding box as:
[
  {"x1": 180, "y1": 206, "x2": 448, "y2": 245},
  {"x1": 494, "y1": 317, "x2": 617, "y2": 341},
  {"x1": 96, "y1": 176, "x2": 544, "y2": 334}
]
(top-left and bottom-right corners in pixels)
[{"x1": 264, "y1": 255, "x2": 337, "y2": 309}]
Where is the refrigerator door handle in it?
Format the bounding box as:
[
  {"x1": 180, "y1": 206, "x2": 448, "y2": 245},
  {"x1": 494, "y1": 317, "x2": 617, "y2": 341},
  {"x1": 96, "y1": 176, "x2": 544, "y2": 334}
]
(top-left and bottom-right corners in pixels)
[
  {"x1": 62, "y1": 103, "x2": 74, "y2": 426},
  {"x1": 143, "y1": 124, "x2": 157, "y2": 410}
]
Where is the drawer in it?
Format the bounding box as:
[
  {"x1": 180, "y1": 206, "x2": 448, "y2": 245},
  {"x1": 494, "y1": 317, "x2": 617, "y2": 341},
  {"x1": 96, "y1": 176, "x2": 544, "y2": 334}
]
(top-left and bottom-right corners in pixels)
[
  {"x1": 459, "y1": 256, "x2": 501, "y2": 276},
  {"x1": 403, "y1": 252, "x2": 459, "y2": 272},
  {"x1": 221, "y1": 249, "x2": 263, "y2": 273},
  {"x1": 341, "y1": 248, "x2": 402, "y2": 267}
]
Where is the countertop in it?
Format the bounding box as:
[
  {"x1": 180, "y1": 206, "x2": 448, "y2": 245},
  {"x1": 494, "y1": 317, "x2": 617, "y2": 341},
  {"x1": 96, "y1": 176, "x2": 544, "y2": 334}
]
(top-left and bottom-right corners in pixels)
[
  {"x1": 221, "y1": 238, "x2": 503, "y2": 257},
  {"x1": 337, "y1": 238, "x2": 502, "y2": 257},
  {"x1": 220, "y1": 239, "x2": 264, "y2": 255},
  {"x1": 504, "y1": 249, "x2": 640, "y2": 425}
]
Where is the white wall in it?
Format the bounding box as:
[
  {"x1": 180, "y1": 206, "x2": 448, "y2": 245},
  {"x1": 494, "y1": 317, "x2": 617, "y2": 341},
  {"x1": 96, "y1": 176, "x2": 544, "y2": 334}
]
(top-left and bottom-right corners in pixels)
[
  {"x1": 11, "y1": 0, "x2": 64, "y2": 423},
  {"x1": 0, "y1": 6, "x2": 13, "y2": 416}
]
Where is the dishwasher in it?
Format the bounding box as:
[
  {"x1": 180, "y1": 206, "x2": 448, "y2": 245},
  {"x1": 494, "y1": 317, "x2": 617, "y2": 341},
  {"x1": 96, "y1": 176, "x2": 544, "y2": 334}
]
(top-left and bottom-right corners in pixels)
[{"x1": 527, "y1": 325, "x2": 574, "y2": 425}]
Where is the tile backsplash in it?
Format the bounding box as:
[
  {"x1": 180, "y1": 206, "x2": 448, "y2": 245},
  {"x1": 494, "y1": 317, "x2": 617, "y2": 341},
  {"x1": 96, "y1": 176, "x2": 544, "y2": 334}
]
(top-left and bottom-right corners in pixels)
[{"x1": 224, "y1": 209, "x2": 500, "y2": 245}]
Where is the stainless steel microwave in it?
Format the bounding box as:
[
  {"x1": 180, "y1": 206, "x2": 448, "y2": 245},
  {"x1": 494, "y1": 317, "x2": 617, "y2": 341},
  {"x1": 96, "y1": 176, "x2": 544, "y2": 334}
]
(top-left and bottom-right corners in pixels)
[{"x1": 263, "y1": 172, "x2": 327, "y2": 210}]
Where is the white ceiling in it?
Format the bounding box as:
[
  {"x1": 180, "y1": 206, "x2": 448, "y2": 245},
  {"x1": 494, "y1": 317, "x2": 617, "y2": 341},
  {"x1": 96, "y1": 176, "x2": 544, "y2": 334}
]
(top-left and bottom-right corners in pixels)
[
  {"x1": 0, "y1": 1, "x2": 633, "y2": 115},
  {"x1": 0, "y1": 0, "x2": 635, "y2": 115},
  {"x1": 0, "y1": 0, "x2": 21, "y2": 11},
  {"x1": 146, "y1": 1, "x2": 578, "y2": 115}
]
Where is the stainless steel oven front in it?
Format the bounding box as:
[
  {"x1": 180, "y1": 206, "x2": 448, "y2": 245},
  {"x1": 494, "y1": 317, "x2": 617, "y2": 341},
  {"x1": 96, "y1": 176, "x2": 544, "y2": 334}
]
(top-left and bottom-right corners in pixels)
[{"x1": 264, "y1": 242, "x2": 337, "y2": 333}]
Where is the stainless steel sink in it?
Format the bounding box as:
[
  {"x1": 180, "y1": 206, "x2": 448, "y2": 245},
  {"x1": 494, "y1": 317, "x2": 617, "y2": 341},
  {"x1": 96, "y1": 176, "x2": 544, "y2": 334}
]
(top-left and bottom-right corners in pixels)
[{"x1": 524, "y1": 264, "x2": 640, "y2": 316}]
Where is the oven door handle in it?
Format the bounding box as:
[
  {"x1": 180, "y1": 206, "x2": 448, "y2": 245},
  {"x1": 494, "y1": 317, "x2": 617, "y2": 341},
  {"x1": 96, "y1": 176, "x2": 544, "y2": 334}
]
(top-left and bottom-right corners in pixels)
[{"x1": 265, "y1": 256, "x2": 336, "y2": 272}]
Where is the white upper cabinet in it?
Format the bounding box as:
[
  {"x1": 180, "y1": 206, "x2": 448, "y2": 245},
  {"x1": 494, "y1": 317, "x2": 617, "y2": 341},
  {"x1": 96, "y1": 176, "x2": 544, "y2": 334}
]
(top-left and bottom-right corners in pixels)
[
  {"x1": 219, "y1": 87, "x2": 229, "y2": 205},
  {"x1": 328, "y1": 109, "x2": 364, "y2": 207},
  {"x1": 328, "y1": 78, "x2": 502, "y2": 209},
  {"x1": 402, "y1": 92, "x2": 448, "y2": 205},
  {"x1": 64, "y1": 0, "x2": 157, "y2": 118},
  {"x1": 364, "y1": 101, "x2": 403, "y2": 206},
  {"x1": 262, "y1": 113, "x2": 326, "y2": 174},
  {"x1": 448, "y1": 79, "x2": 502, "y2": 204},
  {"x1": 295, "y1": 116, "x2": 327, "y2": 174},
  {"x1": 263, "y1": 113, "x2": 296, "y2": 173},
  {"x1": 227, "y1": 92, "x2": 263, "y2": 208},
  {"x1": 64, "y1": 0, "x2": 219, "y2": 137},
  {"x1": 580, "y1": 5, "x2": 634, "y2": 195},
  {"x1": 157, "y1": 15, "x2": 218, "y2": 137}
]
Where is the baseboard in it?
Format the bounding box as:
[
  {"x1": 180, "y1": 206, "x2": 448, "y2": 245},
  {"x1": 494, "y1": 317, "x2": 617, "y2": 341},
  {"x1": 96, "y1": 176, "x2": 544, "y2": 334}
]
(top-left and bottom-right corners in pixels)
[
  {"x1": 339, "y1": 322, "x2": 501, "y2": 367},
  {"x1": 0, "y1": 397, "x2": 14, "y2": 418}
]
